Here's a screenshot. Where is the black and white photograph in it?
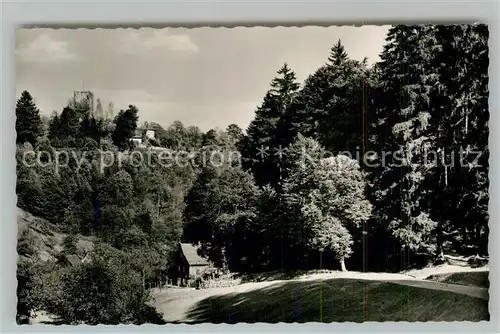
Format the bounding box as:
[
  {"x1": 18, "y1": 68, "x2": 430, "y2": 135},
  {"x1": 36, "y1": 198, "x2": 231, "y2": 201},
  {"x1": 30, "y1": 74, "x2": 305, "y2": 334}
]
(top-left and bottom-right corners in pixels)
[{"x1": 15, "y1": 25, "x2": 489, "y2": 325}]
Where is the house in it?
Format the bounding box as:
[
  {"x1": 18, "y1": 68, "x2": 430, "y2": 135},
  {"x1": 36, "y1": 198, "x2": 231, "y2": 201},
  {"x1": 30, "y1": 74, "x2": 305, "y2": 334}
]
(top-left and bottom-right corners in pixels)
[
  {"x1": 145, "y1": 130, "x2": 155, "y2": 140},
  {"x1": 131, "y1": 129, "x2": 143, "y2": 146},
  {"x1": 171, "y1": 243, "x2": 210, "y2": 286},
  {"x1": 131, "y1": 137, "x2": 142, "y2": 146}
]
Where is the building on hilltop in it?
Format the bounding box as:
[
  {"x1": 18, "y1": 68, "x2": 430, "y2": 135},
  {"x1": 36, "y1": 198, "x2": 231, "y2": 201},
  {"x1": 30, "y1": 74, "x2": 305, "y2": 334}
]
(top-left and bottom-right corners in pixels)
[
  {"x1": 131, "y1": 128, "x2": 156, "y2": 148},
  {"x1": 145, "y1": 129, "x2": 155, "y2": 140},
  {"x1": 131, "y1": 129, "x2": 144, "y2": 147}
]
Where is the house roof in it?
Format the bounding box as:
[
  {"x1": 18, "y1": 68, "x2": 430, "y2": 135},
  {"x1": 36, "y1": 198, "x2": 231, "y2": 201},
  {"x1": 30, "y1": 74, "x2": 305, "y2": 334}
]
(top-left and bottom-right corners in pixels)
[{"x1": 180, "y1": 243, "x2": 209, "y2": 266}]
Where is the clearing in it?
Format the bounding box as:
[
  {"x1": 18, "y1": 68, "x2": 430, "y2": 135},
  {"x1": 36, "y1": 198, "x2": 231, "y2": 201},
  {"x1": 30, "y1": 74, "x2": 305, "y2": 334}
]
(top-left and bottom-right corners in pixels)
[{"x1": 152, "y1": 268, "x2": 489, "y2": 323}]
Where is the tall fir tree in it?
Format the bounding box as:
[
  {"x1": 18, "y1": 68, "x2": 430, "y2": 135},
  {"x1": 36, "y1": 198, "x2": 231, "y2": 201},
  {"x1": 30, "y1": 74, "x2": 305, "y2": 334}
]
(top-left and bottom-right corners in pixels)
[
  {"x1": 288, "y1": 39, "x2": 375, "y2": 158},
  {"x1": 371, "y1": 25, "x2": 441, "y2": 267},
  {"x1": 95, "y1": 98, "x2": 104, "y2": 119},
  {"x1": 370, "y1": 24, "x2": 490, "y2": 266},
  {"x1": 240, "y1": 63, "x2": 300, "y2": 188},
  {"x1": 48, "y1": 107, "x2": 80, "y2": 148},
  {"x1": 428, "y1": 24, "x2": 490, "y2": 254},
  {"x1": 16, "y1": 90, "x2": 42, "y2": 147},
  {"x1": 327, "y1": 39, "x2": 348, "y2": 65},
  {"x1": 106, "y1": 101, "x2": 115, "y2": 120}
]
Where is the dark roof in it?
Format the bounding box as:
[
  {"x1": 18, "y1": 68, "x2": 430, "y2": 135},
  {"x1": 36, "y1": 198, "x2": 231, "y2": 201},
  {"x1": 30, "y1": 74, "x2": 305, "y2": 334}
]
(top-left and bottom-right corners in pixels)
[{"x1": 180, "y1": 243, "x2": 209, "y2": 266}]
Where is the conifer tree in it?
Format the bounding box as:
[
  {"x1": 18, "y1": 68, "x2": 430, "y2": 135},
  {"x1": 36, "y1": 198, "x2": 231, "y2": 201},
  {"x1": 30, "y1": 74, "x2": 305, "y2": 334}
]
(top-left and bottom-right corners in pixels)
[
  {"x1": 106, "y1": 101, "x2": 114, "y2": 120},
  {"x1": 370, "y1": 25, "x2": 442, "y2": 264},
  {"x1": 327, "y1": 39, "x2": 348, "y2": 65},
  {"x1": 48, "y1": 107, "x2": 80, "y2": 147},
  {"x1": 428, "y1": 24, "x2": 490, "y2": 254},
  {"x1": 16, "y1": 90, "x2": 42, "y2": 147},
  {"x1": 288, "y1": 39, "x2": 374, "y2": 158},
  {"x1": 240, "y1": 63, "x2": 300, "y2": 188},
  {"x1": 95, "y1": 98, "x2": 104, "y2": 119},
  {"x1": 370, "y1": 24, "x2": 490, "y2": 263}
]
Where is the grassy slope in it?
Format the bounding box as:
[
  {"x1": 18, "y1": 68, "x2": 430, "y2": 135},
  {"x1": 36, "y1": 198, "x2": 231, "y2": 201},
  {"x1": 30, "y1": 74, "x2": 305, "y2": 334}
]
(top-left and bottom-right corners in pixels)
[
  {"x1": 427, "y1": 271, "x2": 490, "y2": 289},
  {"x1": 183, "y1": 279, "x2": 489, "y2": 323}
]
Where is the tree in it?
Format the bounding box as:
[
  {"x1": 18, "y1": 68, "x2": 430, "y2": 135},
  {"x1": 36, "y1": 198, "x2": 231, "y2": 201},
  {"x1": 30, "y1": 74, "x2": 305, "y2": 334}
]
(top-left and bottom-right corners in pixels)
[
  {"x1": 80, "y1": 113, "x2": 107, "y2": 144},
  {"x1": 112, "y1": 105, "x2": 139, "y2": 150},
  {"x1": 282, "y1": 137, "x2": 372, "y2": 271},
  {"x1": 106, "y1": 101, "x2": 114, "y2": 120},
  {"x1": 63, "y1": 234, "x2": 78, "y2": 254},
  {"x1": 428, "y1": 24, "x2": 490, "y2": 255},
  {"x1": 16, "y1": 90, "x2": 42, "y2": 147},
  {"x1": 202, "y1": 129, "x2": 219, "y2": 147},
  {"x1": 240, "y1": 63, "x2": 300, "y2": 188},
  {"x1": 184, "y1": 166, "x2": 259, "y2": 269},
  {"x1": 287, "y1": 40, "x2": 375, "y2": 158},
  {"x1": 249, "y1": 185, "x2": 282, "y2": 271},
  {"x1": 100, "y1": 170, "x2": 134, "y2": 207},
  {"x1": 368, "y1": 25, "x2": 490, "y2": 264},
  {"x1": 226, "y1": 123, "x2": 243, "y2": 144},
  {"x1": 48, "y1": 107, "x2": 80, "y2": 147},
  {"x1": 95, "y1": 98, "x2": 104, "y2": 119},
  {"x1": 327, "y1": 39, "x2": 348, "y2": 65},
  {"x1": 43, "y1": 243, "x2": 165, "y2": 325},
  {"x1": 67, "y1": 95, "x2": 92, "y2": 120},
  {"x1": 16, "y1": 259, "x2": 46, "y2": 324},
  {"x1": 370, "y1": 25, "x2": 441, "y2": 264}
]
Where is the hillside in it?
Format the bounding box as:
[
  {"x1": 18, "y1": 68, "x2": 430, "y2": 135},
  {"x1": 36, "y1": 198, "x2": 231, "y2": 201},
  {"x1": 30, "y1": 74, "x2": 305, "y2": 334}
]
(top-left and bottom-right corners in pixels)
[
  {"x1": 152, "y1": 275, "x2": 489, "y2": 323},
  {"x1": 17, "y1": 207, "x2": 94, "y2": 263}
]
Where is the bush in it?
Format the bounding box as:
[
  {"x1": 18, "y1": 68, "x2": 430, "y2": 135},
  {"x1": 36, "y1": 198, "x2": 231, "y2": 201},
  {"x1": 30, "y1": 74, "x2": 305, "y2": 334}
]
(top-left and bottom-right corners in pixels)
[
  {"x1": 43, "y1": 244, "x2": 165, "y2": 325},
  {"x1": 16, "y1": 259, "x2": 51, "y2": 324},
  {"x1": 195, "y1": 274, "x2": 241, "y2": 289},
  {"x1": 468, "y1": 255, "x2": 488, "y2": 268},
  {"x1": 62, "y1": 234, "x2": 78, "y2": 254},
  {"x1": 17, "y1": 230, "x2": 36, "y2": 257}
]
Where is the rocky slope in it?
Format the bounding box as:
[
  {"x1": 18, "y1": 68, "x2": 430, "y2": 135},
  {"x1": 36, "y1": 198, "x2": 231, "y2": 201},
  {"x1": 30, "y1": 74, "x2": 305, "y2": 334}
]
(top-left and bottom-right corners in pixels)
[{"x1": 17, "y1": 207, "x2": 94, "y2": 263}]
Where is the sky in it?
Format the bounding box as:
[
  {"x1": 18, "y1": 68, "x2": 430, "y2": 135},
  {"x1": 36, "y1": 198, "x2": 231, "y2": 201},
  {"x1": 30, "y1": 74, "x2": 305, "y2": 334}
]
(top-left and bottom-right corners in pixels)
[{"x1": 16, "y1": 26, "x2": 390, "y2": 132}]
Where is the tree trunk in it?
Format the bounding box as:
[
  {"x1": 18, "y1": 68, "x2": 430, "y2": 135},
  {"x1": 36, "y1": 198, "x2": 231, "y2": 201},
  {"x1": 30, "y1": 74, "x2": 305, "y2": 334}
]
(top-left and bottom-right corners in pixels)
[
  {"x1": 339, "y1": 257, "x2": 347, "y2": 272},
  {"x1": 475, "y1": 225, "x2": 481, "y2": 252},
  {"x1": 221, "y1": 246, "x2": 228, "y2": 272},
  {"x1": 436, "y1": 221, "x2": 444, "y2": 260}
]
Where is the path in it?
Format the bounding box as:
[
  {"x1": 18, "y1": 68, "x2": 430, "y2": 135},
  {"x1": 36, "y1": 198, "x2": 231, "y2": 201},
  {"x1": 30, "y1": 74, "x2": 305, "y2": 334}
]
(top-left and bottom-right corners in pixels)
[
  {"x1": 385, "y1": 279, "x2": 488, "y2": 300},
  {"x1": 404, "y1": 263, "x2": 490, "y2": 279}
]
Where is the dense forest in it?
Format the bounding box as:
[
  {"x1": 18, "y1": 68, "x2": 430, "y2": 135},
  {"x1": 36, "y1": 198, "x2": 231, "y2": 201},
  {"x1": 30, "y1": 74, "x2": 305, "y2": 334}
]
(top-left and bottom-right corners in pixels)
[{"x1": 16, "y1": 24, "x2": 489, "y2": 324}]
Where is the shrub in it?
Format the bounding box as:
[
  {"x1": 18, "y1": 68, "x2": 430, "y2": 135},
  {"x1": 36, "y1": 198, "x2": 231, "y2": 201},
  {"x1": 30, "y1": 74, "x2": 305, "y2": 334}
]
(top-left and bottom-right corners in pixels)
[
  {"x1": 62, "y1": 234, "x2": 78, "y2": 254},
  {"x1": 44, "y1": 244, "x2": 165, "y2": 325}
]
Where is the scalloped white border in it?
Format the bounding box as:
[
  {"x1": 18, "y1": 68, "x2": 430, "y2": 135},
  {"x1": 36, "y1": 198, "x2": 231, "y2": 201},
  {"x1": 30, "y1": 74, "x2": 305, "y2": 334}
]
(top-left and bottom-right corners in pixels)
[{"x1": 2, "y1": 0, "x2": 499, "y2": 333}]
